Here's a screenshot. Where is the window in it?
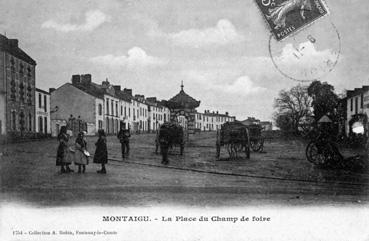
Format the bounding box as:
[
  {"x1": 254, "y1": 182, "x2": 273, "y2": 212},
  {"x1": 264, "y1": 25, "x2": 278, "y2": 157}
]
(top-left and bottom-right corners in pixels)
[
  {"x1": 98, "y1": 104, "x2": 102, "y2": 116},
  {"x1": 38, "y1": 93, "x2": 42, "y2": 108},
  {"x1": 106, "y1": 99, "x2": 109, "y2": 115},
  {"x1": 28, "y1": 113, "x2": 32, "y2": 131},
  {"x1": 44, "y1": 95, "x2": 47, "y2": 112},
  {"x1": 350, "y1": 98, "x2": 353, "y2": 111},
  {"x1": 129, "y1": 108, "x2": 131, "y2": 117},
  {"x1": 11, "y1": 111, "x2": 16, "y2": 130},
  {"x1": 106, "y1": 117, "x2": 109, "y2": 133},
  {"x1": 124, "y1": 107, "x2": 126, "y2": 117},
  {"x1": 355, "y1": 97, "x2": 358, "y2": 114},
  {"x1": 121, "y1": 106, "x2": 123, "y2": 116},
  {"x1": 116, "y1": 102, "x2": 118, "y2": 117},
  {"x1": 39, "y1": 116, "x2": 43, "y2": 133},
  {"x1": 19, "y1": 63, "x2": 24, "y2": 75},
  {"x1": 44, "y1": 117, "x2": 48, "y2": 134},
  {"x1": 98, "y1": 120, "x2": 103, "y2": 129},
  {"x1": 361, "y1": 94, "x2": 364, "y2": 109},
  {"x1": 111, "y1": 101, "x2": 114, "y2": 116}
]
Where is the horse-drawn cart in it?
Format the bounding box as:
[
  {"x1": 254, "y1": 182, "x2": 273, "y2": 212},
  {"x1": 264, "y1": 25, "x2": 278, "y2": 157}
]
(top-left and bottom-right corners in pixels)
[
  {"x1": 155, "y1": 122, "x2": 185, "y2": 164},
  {"x1": 216, "y1": 121, "x2": 250, "y2": 160}
]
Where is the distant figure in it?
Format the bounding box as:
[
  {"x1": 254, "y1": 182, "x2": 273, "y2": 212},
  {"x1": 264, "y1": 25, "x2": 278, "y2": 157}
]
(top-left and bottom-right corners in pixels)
[
  {"x1": 117, "y1": 126, "x2": 131, "y2": 158},
  {"x1": 94, "y1": 129, "x2": 108, "y2": 174},
  {"x1": 56, "y1": 126, "x2": 73, "y2": 173},
  {"x1": 74, "y1": 131, "x2": 89, "y2": 173}
]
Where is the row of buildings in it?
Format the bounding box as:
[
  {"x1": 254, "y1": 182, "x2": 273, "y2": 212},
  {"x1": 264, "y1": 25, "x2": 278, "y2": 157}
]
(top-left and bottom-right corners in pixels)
[
  {"x1": 0, "y1": 33, "x2": 237, "y2": 139},
  {"x1": 2, "y1": 33, "x2": 367, "y2": 139},
  {"x1": 50, "y1": 75, "x2": 237, "y2": 136}
]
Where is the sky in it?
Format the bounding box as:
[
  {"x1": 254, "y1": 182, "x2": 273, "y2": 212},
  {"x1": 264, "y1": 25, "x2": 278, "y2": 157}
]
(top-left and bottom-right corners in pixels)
[{"x1": 0, "y1": 0, "x2": 368, "y2": 121}]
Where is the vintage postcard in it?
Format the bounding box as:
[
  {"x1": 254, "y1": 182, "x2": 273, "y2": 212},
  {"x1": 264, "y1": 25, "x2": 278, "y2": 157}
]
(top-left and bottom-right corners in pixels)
[{"x1": 0, "y1": 0, "x2": 368, "y2": 240}]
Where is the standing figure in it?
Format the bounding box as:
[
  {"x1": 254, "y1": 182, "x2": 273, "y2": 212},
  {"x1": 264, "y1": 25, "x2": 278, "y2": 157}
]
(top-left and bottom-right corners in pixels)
[
  {"x1": 74, "y1": 131, "x2": 89, "y2": 173},
  {"x1": 56, "y1": 126, "x2": 73, "y2": 173},
  {"x1": 94, "y1": 129, "x2": 108, "y2": 174},
  {"x1": 117, "y1": 126, "x2": 131, "y2": 158}
]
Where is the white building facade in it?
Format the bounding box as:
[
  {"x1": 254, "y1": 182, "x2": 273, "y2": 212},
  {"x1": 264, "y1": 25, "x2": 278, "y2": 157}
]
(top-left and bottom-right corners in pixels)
[
  {"x1": 35, "y1": 88, "x2": 51, "y2": 135},
  {"x1": 346, "y1": 86, "x2": 369, "y2": 136}
]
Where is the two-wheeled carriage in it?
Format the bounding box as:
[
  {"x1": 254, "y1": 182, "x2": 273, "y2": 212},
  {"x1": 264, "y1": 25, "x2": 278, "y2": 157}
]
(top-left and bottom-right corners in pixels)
[
  {"x1": 216, "y1": 121, "x2": 250, "y2": 160},
  {"x1": 305, "y1": 120, "x2": 367, "y2": 170}
]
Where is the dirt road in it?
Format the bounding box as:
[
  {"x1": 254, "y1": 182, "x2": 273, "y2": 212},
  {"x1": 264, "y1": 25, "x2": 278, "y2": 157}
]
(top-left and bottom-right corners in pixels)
[{"x1": 1, "y1": 132, "x2": 368, "y2": 206}]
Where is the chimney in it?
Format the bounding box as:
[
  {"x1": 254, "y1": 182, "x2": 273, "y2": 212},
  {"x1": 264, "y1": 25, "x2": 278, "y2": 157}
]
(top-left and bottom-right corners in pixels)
[
  {"x1": 71, "y1": 75, "x2": 81, "y2": 85},
  {"x1": 101, "y1": 79, "x2": 110, "y2": 88},
  {"x1": 81, "y1": 74, "x2": 92, "y2": 85},
  {"x1": 216, "y1": 111, "x2": 218, "y2": 114},
  {"x1": 49, "y1": 88, "x2": 56, "y2": 93},
  {"x1": 8, "y1": 39, "x2": 18, "y2": 48},
  {"x1": 225, "y1": 112, "x2": 229, "y2": 116},
  {"x1": 124, "y1": 88, "x2": 133, "y2": 96},
  {"x1": 113, "y1": 85, "x2": 121, "y2": 92}
]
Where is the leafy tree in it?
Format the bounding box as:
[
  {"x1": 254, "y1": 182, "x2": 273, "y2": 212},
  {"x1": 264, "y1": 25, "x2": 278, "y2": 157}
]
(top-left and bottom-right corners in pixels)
[
  {"x1": 307, "y1": 80, "x2": 339, "y2": 122},
  {"x1": 274, "y1": 85, "x2": 312, "y2": 135}
]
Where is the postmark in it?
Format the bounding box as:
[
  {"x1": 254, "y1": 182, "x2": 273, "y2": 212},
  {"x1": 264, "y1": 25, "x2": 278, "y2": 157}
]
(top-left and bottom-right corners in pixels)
[
  {"x1": 254, "y1": 0, "x2": 329, "y2": 41},
  {"x1": 268, "y1": 18, "x2": 341, "y2": 82}
]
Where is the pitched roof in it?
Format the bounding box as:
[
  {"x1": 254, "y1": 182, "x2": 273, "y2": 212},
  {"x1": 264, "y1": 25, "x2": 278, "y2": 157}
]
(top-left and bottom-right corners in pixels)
[
  {"x1": 347, "y1": 85, "x2": 369, "y2": 98},
  {"x1": 166, "y1": 87, "x2": 200, "y2": 109},
  {"x1": 0, "y1": 34, "x2": 36, "y2": 65},
  {"x1": 73, "y1": 82, "x2": 105, "y2": 99},
  {"x1": 35, "y1": 88, "x2": 50, "y2": 95},
  {"x1": 115, "y1": 90, "x2": 132, "y2": 102}
]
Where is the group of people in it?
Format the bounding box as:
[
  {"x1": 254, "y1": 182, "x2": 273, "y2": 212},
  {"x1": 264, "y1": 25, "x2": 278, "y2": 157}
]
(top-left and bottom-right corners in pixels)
[
  {"x1": 56, "y1": 126, "x2": 108, "y2": 174},
  {"x1": 56, "y1": 125, "x2": 131, "y2": 174}
]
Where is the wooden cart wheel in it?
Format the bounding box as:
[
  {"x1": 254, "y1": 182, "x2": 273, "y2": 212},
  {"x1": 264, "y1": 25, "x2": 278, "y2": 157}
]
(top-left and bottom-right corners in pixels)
[{"x1": 305, "y1": 140, "x2": 332, "y2": 166}]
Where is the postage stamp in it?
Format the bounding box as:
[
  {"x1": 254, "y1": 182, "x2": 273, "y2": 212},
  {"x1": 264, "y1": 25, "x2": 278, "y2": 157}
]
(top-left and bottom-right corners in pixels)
[{"x1": 254, "y1": 0, "x2": 329, "y2": 41}]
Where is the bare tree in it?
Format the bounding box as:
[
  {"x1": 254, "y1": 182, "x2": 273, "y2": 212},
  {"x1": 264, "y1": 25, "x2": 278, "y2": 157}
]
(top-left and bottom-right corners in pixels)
[{"x1": 274, "y1": 85, "x2": 312, "y2": 135}]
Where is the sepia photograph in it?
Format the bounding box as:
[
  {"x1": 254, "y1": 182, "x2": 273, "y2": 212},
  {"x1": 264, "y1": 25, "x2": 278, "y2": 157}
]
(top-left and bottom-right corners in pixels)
[{"x1": 0, "y1": 0, "x2": 368, "y2": 240}]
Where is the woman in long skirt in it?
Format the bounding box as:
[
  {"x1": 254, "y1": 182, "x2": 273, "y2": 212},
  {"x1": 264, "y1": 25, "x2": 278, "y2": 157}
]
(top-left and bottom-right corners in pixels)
[
  {"x1": 93, "y1": 129, "x2": 108, "y2": 174},
  {"x1": 56, "y1": 126, "x2": 73, "y2": 173},
  {"x1": 74, "y1": 131, "x2": 89, "y2": 173}
]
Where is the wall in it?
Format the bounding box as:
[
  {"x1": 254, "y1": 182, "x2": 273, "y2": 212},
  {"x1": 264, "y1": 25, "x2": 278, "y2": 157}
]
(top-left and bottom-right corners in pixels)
[
  {"x1": 0, "y1": 51, "x2": 5, "y2": 135},
  {"x1": 0, "y1": 95, "x2": 5, "y2": 135},
  {"x1": 50, "y1": 84, "x2": 96, "y2": 136}
]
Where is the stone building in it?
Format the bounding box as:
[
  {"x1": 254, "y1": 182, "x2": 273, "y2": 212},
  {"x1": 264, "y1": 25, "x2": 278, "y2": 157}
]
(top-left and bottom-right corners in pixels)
[
  {"x1": 0, "y1": 34, "x2": 36, "y2": 139},
  {"x1": 35, "y1": 88, "x2": 51, "y2": 135}
]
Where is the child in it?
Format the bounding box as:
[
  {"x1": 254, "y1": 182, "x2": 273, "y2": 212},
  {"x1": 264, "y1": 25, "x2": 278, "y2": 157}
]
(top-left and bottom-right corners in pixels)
[
  {"x1": 74, "y1": 132, "x2": 89, "y2": 173},
  {"x1": 94, "y1": 129, "x2": 108, "y2": 174},
  {"x1": 56, "y1": 126, "x2": 73, "y2": 173}
]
